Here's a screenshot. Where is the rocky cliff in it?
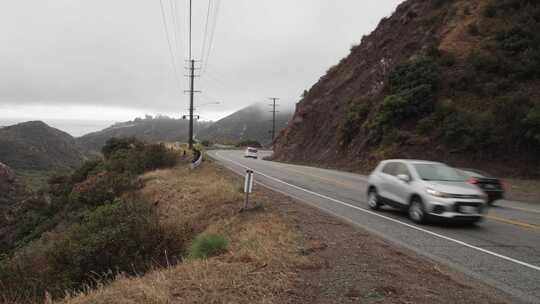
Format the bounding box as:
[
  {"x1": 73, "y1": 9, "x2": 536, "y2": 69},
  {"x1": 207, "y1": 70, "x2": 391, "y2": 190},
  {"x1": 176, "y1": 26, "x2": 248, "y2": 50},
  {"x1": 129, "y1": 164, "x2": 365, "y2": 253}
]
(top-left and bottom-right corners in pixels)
[{"x1": 274, "y1": 0, "x2": 540, "y2": 177}]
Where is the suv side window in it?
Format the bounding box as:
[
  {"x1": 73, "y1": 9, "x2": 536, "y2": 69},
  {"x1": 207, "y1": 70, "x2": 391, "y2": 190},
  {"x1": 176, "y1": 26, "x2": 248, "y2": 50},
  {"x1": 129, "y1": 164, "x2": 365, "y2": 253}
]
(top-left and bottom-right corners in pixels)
[
  {"x1": 381, "y1": 162, "x2": 397, "y2": 175},
  {"x1": 395, "y1": 163, "x2": 412, "y2": 179}
]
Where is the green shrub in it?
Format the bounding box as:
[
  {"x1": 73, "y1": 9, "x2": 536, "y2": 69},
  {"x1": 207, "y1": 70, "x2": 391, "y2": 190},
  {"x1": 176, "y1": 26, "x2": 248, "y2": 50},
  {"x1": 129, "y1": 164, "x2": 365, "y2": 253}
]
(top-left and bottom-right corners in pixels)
[
  {"x1": 496, "y1": 27, "x2": 535, "y2": 55},
  {"x1": 101, "y1": 137, "x2": 144, "y2": 159},
  {"x1": 523, "y1": 104, "x2": 540, "y2": 144},
  {"x1": 388, "y1": 58, "x2": 439, "y2": 92},
  {"x1": 69, "y1": 172, "x2": 139, "y2": 207},
  {"x1": 139, "y1": 144, "x2": 178, "y2": 171},
  {"x1": 104, "y1": 144, "x2": 178, "y2": 175},
  {"x1": 0, "y1": 199, "x2": 183, "y2": 301},
  {"x1": 188, "y1": 233, "x2": 228, "y2": 259},
  {"x1": 439, "y1": 108, "x2": 497, "y2": 149},
  {"x1": 70, "y1": 160, "x2": 103, "y2": 184},
  {"x1": 468, "y1": 52, "x2": 507, "y2": 74},
  {"x1": 338, "y1": 98, "x2": 371, "y2": 145},
  {"x1": 371, "y1": 58, "x2": 439, "y2": 130}
]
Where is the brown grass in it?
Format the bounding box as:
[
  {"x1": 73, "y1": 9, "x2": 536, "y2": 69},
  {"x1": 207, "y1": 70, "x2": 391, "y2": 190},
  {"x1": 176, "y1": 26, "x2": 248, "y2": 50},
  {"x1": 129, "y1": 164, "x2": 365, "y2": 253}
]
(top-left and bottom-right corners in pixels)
[
  {"x1": 56, "y1": 162, "x2": 308, "y2": 304},
  {"x1": 439, "y1": 0, "x2": 490, "y2": 57}
]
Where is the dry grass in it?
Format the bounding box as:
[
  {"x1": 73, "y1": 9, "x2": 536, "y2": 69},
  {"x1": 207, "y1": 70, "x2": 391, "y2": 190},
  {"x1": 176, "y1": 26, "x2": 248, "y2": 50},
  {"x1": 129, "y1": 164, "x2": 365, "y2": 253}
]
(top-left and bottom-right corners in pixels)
[
  {"x1": 56, "y1": 162, "x2": 308, "y2": 304},
  {"x1": 439, "y1": 0, "x2": 490, "y2": 57}
]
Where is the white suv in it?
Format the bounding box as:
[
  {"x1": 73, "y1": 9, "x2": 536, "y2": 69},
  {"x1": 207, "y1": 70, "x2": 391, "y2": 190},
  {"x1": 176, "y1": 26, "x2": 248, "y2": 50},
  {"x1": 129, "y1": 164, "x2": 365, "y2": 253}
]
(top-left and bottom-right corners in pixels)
[
  {"x1": 367, "y1": 160, "x2": 487, "y2": 224},
  {"x1": 244, "y1": 147, "x2": 258, "y2": 159}
]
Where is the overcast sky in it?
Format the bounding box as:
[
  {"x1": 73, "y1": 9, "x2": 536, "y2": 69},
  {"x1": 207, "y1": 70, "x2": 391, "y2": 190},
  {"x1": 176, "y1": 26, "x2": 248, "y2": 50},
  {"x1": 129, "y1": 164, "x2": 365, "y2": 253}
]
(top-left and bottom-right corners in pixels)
[{"x1": 0, "y1": 0, "x2": 403, "y2": 128}]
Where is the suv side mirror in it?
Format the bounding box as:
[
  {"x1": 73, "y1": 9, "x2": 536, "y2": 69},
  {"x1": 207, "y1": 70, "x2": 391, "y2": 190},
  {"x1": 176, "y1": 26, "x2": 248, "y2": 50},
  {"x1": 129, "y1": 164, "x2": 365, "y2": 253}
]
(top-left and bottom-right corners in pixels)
[{"x1": 397, "y1": 174, "x2": 411, "y2": 183}]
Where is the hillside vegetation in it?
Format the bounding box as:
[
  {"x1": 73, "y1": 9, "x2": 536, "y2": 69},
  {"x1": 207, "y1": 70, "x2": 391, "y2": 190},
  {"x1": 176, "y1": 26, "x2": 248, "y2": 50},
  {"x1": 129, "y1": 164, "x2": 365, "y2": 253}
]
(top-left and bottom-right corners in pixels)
[
  {"x1": 0, "y1": 138, "x2": 182, "y2": 303},
  {"x1": 76, "y1": 116, "x2": 212, "y2": 155},
  {"x1": 274, "y1": 0, "x2": 540, "y2": 177}
]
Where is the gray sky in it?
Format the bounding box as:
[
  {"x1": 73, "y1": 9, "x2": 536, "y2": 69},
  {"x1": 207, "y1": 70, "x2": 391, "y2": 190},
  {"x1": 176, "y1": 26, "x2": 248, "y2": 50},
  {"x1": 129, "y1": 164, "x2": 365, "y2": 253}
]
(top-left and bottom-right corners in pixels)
[{"x1": 0, "y1": 0, "x2": 403, "y2": 125}]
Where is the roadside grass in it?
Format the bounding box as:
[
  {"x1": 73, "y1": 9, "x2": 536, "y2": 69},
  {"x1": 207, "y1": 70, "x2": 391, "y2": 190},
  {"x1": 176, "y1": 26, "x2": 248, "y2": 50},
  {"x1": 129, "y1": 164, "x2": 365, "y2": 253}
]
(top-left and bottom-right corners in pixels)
[
  {"x1": 56, "y1": 162, "x2": 309, "y2": 304},
  {"x1": 188, "y1": 233, "x2": 229, "y2": 259}
]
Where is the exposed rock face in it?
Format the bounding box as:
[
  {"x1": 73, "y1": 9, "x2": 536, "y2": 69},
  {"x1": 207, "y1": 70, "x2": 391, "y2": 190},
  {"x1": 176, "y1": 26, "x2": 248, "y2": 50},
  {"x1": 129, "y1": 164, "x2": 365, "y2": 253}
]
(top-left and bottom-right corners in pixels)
[{"x1": 274, "y1": 0, "x2": 540, "y2": 177}]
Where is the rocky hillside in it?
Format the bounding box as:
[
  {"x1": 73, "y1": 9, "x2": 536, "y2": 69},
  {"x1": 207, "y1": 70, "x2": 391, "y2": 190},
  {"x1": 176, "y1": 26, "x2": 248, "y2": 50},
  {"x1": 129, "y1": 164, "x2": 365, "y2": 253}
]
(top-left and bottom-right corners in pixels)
[
  {"x1": 77, "y1": 116, "x2": 212, "y2": 155},
  {"x1": 199, "y1": 103, "x2": 292, "y2": 146},
  {"x1": 274, "y1": 0, "x2": 540, "y2": 177},
  {"x1": 0, "y1": 121, "x2": 84, "y2": 171}
]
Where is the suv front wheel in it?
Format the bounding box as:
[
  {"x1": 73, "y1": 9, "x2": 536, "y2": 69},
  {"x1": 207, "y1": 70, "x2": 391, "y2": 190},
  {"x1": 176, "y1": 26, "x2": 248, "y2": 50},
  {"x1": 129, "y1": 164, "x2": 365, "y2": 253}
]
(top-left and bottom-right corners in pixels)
[
  {"x1": 368, "y1": 189, "x2": 382, "y2": 210},
  {"x1": 409, "y1": 197, "x2": 427, "y2": 224}
]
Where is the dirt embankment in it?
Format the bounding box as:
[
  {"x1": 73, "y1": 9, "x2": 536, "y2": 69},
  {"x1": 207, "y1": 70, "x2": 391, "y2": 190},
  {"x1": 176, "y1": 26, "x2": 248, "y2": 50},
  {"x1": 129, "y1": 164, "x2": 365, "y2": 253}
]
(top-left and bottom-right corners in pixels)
[{"x1": 58, "y1": 161, "x2": 516, "y2": 304}]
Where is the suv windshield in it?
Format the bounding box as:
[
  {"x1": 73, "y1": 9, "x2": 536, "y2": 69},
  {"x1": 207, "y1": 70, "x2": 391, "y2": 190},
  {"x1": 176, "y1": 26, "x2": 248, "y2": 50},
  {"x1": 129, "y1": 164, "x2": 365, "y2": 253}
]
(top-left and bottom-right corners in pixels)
[{"x1": 413, "y1": 164, "x2": 465, "y2": 182}]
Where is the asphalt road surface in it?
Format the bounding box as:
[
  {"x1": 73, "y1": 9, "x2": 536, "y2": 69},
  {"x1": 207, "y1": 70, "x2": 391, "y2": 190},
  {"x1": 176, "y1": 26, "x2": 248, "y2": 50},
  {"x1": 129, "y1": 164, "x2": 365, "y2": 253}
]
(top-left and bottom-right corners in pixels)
[{"x1": 208, "y1": 150, "x2": 540, "y2": 303}]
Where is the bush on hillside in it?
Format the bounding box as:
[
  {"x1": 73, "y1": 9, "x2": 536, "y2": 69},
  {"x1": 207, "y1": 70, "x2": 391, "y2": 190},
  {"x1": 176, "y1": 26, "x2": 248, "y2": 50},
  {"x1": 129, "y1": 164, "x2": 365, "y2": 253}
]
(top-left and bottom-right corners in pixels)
[
  {"x1": 0, "y1": 198, "x2": 184, "y2": 301},
  {"x1": 523, "y1": 104, "x2": 540, "y2": 144},
  {"x1": 69, "y1": 172, "x2": 139, "y2": 207},
  {"x1": 374, "y1": 58, "x2": 439, "y2": 129},
  {"x1": 70, "y1": 160, "x2": 103, "y2": 184},
  {"x1": 101, "y1": 137, "x2": 144, "y2": 159},
  {"x1": 104, "y1": 143, "x2": 178, "y2": 175},
  {"x1": 188, "y1": 233, "x2": 229, "y2": 259},
  {"x1": 338, "y1": 97, "x2": 371, "y2": 145}
]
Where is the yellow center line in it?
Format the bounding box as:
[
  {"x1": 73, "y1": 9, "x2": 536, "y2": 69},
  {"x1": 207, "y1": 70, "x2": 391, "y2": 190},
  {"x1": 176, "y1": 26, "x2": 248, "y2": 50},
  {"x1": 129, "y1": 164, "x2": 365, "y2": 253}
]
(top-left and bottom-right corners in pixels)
[{"x1": 486, "y1": 215, "x2": 540, "y2": 230}]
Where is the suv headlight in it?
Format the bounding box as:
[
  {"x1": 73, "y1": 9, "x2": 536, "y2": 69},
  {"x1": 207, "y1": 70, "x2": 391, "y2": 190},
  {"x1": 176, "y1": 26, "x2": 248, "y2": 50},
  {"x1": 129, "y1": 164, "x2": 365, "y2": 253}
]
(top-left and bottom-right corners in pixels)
[{"x1": 426, "y1": 188, "x2": 448, "y2": 198}]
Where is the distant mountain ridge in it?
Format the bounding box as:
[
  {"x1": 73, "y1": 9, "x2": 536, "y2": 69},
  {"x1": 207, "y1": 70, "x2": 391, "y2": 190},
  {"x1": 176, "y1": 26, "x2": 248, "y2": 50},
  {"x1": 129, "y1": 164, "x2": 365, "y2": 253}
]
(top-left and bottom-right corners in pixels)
[
  {"x1": 199, "y1": 103, "x2": 292, "y2": 145},
  {"x1": 76, "y1": 116, "x2": 213, "y2": 154},
  {"x1": 0, "y1": 121, "x2": 84, "y2": 171}
]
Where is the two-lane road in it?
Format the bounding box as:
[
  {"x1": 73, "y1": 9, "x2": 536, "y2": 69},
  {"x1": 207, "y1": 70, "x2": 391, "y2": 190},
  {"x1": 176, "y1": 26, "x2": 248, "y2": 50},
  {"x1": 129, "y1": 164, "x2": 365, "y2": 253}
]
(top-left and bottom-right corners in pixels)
[{"x1": 208, "y1": 150, "x2": 540, "y2": 303}]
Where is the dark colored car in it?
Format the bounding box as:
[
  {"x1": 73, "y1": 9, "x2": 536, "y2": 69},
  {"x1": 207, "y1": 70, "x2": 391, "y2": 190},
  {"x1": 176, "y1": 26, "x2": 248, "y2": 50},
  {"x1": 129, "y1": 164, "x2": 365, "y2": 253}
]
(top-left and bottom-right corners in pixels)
[{"x1": 458, "y1": 169, "x2": 505, "y2": 205}]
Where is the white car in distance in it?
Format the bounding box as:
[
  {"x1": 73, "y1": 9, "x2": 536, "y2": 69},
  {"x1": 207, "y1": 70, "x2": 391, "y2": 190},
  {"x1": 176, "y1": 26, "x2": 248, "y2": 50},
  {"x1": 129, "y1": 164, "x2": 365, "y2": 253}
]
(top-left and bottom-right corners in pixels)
[{"x1": 244, "y1": 147, "x2": 258, "y2": 159}]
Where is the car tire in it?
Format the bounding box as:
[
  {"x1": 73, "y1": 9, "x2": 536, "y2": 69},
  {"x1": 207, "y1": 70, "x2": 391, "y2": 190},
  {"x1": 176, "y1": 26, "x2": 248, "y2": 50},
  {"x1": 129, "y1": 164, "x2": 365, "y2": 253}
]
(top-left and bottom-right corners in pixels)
[
  {"x1": 409, "y1": 197, "x2": 427, "y2": 224},
  {"x1": 367, "y1": 189, "x2": 382, "y2": 210}
]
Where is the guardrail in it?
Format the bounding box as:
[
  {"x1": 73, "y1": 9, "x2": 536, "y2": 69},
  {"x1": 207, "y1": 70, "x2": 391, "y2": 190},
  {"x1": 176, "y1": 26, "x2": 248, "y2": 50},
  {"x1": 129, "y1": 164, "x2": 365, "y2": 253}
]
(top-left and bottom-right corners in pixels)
[{"x1": 191, "y1": 149, "x2": 203, "y2": 170}]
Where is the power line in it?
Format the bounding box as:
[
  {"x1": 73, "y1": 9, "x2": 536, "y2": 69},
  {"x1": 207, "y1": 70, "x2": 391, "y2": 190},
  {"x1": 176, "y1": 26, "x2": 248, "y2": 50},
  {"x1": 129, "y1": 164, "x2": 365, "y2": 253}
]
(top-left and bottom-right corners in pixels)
[
  {"x1": 170, "y1": 0, "x2": 185, "y2": 66},
  {"x1": 200, "y1": 0, "x2": 213, "y2": 64},
  {"x1": 202, "y1": 0, "x2": 220, "y2": 73},
  {"x1": 189, "y1": 0, "x2": 193, "y2": 61},
  {"x1": 158, "y1": 0, "x2": 182, "y2": 90}
]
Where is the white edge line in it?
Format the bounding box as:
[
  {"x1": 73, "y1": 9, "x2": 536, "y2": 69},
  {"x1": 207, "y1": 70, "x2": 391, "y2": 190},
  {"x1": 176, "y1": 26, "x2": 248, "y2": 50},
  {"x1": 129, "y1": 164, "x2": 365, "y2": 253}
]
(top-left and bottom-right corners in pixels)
[{"x1": 212, "y1": 151, "x2": 540, "y2": 273}]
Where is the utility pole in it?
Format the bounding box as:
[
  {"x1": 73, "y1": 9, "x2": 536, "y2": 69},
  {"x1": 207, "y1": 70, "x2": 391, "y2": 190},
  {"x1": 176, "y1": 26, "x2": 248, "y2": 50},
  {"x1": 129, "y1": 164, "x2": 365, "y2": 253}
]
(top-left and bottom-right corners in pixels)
[
  {"x1": 269, "y1": 98, "x2": 280, "y2": 142},
  {"x1": 188, "y1": 59, "x2": 195, "y2": 149}
]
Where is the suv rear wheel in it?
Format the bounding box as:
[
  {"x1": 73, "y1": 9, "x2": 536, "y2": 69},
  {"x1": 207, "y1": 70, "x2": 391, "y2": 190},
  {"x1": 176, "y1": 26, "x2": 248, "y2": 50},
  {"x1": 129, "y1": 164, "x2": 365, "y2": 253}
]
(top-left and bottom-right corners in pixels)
[
  {"x1": 409, "y1": 197, "x2": 426, "y2": 224},
  {"x1": 368, "y1": 189, "x2": 382, "y2": 210}
]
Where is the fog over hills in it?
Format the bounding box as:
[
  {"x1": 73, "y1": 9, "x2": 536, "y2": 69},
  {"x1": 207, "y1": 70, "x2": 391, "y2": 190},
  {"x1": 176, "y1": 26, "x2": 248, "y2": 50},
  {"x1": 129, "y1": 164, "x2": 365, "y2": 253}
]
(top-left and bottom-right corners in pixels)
[{"x1": 198, "y1": 103, "x2": 293, "y2": 145}]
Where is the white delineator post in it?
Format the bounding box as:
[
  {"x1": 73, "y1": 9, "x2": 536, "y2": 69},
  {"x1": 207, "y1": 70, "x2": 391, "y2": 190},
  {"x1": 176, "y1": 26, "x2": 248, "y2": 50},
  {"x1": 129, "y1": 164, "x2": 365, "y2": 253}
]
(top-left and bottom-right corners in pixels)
[{"x1": 243, "y1": 170, "x2": 254, "y2": 210}]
